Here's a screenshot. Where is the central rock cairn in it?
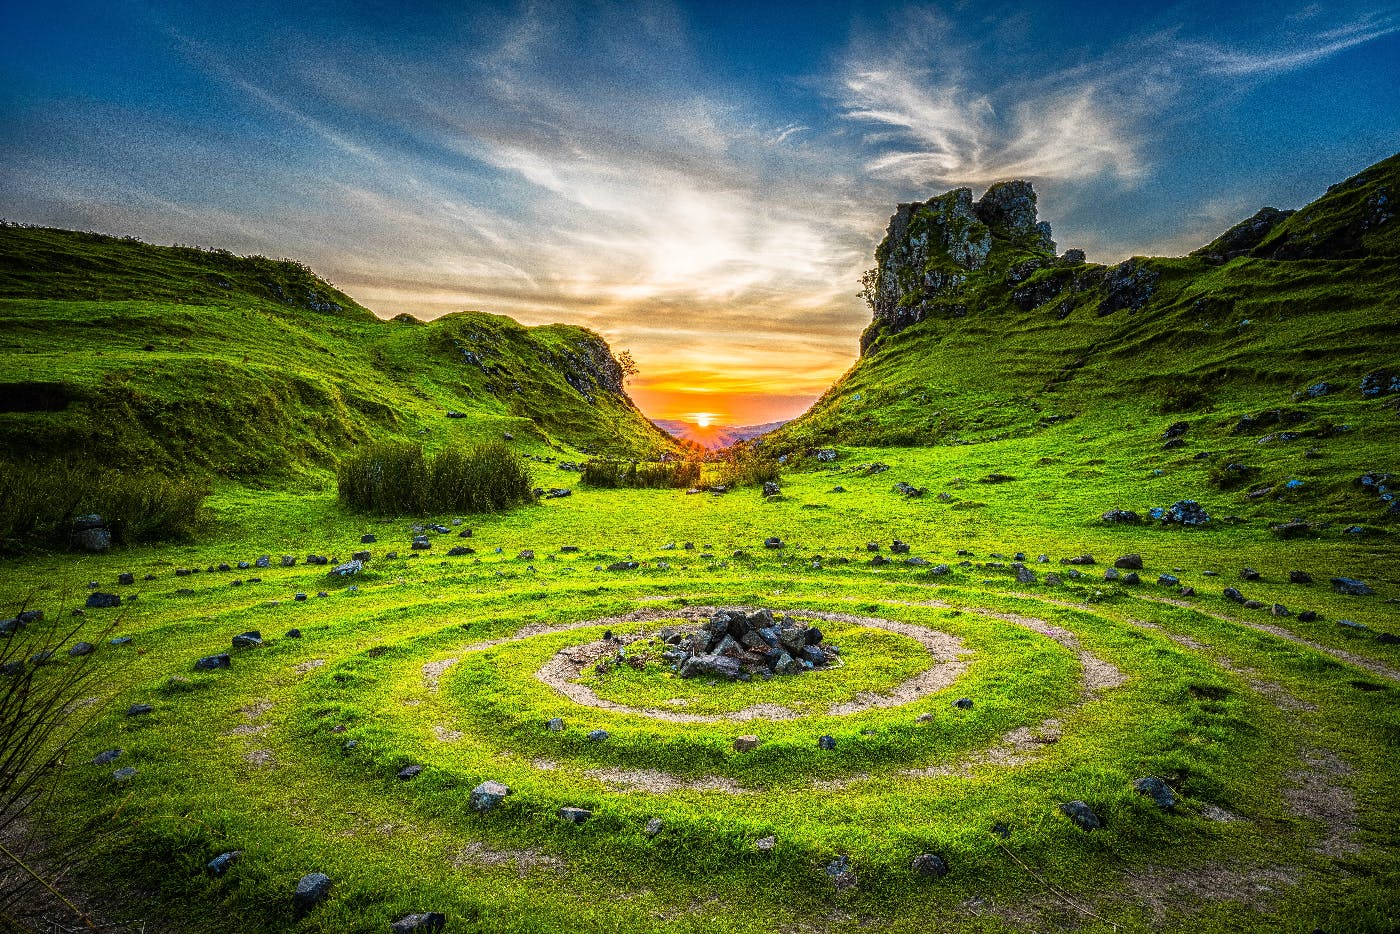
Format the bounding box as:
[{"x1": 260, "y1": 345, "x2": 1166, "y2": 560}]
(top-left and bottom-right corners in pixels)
[{"x1": 655, "y1": 608, "x2": 838, "y2": 681}]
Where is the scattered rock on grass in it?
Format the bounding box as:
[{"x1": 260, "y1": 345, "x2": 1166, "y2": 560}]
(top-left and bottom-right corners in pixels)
[
  {"x1": 1060, "y1": 800, "x2": 1102, "y2": 831},
  {"x1": 207, "y1": 851, "x2": 241, "y2": 875},
  {"x1": 470, "y1": 781, "x2": 511, "y2": 812},
  {"x1": 1332, "y1": 577, "x2": 1375, "y2": 596},
  {"x1": 85, "y1": 593, "x2": 120, "y2": 609},
  {"x1": 391, "y1": 913, "x2": 446, "y2": 934},
  {"x1": 293, "y1": 872, "x2": 331, "y2": 912},
  {"x1": 1133, "y1": 777, "x2": 1176, "y2": 809},
  {"x1": 558, "y1": 807, "x2": 591, "y2": 824},
  {"x1": 911, "y1": 853, "x2": 949, "y2": 879},
  {"x1": 194, "y1": 654, "x2": 231, "y2": 671},
  {"x1": 734, "y1": 735, "x2": 761, "y2": 752},
  {"x1": 826, "y1": 855, "x2": 857, "y2": 892}
]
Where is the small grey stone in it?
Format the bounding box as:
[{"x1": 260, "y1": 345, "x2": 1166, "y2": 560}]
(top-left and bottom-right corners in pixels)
[
  {"x1": 825, "y1": 855, "x2": 857, "y2": 892},
  {"x1": 391, "y1": 913, "x2": 446, "y2": 934},
  {"x1": 546, "y1": 717, "x2": 565, "y2": 731},
  {"x1": 1134, "y1": 776, "x2": 1176, "y2": 809},
  {"x1": 818, "y1": 735, "x2": 836, "y2": 750},
  {"x1": 1331, "y1": 577, "x2": 1375, "y2": 596},
  {"x1": 85, "y1": 592, "x2": 120, "y2": 609},
  {"x1": 470, "y1": 780, "x2": 511, "y2": 812},
  {"x1": 293, "y1": 872, "x2": 331, "y2": 912},
  {"x1": 952, "y1": 698, "x2": 973, "y2": 710},
  {"x1": 194, "y1": 654, "x2": 231, "y2": 671},
  {"x1": 1060, "y1": 800, "x2": 1102, "y2": 831},
  {"x1": 911, "y1": 852, "x2": 949, "y2": 879},
  {"x1": 397, "y1": 764, "x2": 423, "y2": 780},
  {"x1": 232, "y1": 631, "x2": 262, "y2": 648},
  {"x1": 587, "y1": 729, "x2": 610, "y2": 742},
  {"x1": 112, "y1": 766, "x2": 137, "y2": 782},
  {"x1": 207, "y1": 851, "x2": 241, "y2": 875},
  {"x1": 93, "y1": 748, "x2": 122, "y2": 765},
  {"x1": 558, "y1": 806, "x2": 592, "y2": 824},
  {"x1": 127, "y1": 703, "x2": 154, "y2": 716},
  {"x1": 644, "y1": 817, "x2": 663, "y2": 837},
  {"x1": 68, "y1": 641, "x2": 95, "y2": 657},
  {"x1": 754, "y1": 835, "x2": 776, "y2": 852}
]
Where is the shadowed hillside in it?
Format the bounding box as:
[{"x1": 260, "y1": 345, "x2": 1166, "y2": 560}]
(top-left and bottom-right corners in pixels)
[{"x1": 0, "y1": 225, "x2": 676, "y2": 475}]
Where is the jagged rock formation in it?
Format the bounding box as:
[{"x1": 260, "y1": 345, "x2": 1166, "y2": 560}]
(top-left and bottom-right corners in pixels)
[{"x1": 864, "y1": 181, "x2": 1058, "y2": 349}]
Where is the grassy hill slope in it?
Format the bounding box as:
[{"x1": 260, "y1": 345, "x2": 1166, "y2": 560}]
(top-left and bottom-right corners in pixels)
[
  {"x1": 0, "y1": 225, "x2": 675, "y2": 475},
  {"x1": 769, "y1": 154, "x2": 1400, "y2": 531}
]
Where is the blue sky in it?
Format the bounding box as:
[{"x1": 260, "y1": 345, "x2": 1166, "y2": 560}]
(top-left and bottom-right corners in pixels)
[{"x1": 2, "y1": 0, "x2": 1397, "y2": 422}]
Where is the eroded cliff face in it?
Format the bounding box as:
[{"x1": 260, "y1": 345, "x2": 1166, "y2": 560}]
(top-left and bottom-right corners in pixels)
[{"x1": 864, "y1": 181, "x2": 1056, "y2": 346}]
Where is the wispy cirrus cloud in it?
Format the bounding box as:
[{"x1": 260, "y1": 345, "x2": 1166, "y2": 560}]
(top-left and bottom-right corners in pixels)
[{"x1": 835, "y1": 6, "x2": 1398, "y2": 190}]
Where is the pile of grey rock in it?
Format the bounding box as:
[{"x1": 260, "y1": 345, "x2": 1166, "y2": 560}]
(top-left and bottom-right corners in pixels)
[{"x1": 656, "y1": 608, "x2": 836, "y2": 681}]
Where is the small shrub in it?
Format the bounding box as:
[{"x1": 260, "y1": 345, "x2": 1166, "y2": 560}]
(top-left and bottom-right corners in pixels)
[
  {"x1": 580, "y1": 459, "x2": 701, "y2": 489},
  {"x1": 0, "y1": 461, "x2": 208, "y2": 553},
  {"x1": 0, "y1": 606, "x2": 119, "y2": 919},
  {"x1": 337, "y1": 441, "x2": 533, "y2": 515},
  {"x1": 715, "y1": 448, "x2": 781, "y2": 488}
]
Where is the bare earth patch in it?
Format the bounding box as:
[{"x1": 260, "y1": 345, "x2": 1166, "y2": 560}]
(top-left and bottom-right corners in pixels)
[
  {"x1": 244, "y1": 749, "x2": 276, "y2": 767},
  {"x1": 450, "y1": 841, "x2": 565, "y2": 876},
  {"x1": 433, "y1": 724, "x2": 464, "y2": 742},
  {"x1": 293, "y1": 658, "x2": 325, "y2": 674},
  {"x1": 1124, "y1": 863, "x2": 1299, "y2": 921},
  {"x1": 1285, "y1": 747, "x2": 1360, "y2": 856},
  {"x1": 422, "y1": 656, "x2": 459, "y2": 691},
  {"x1": 585, "y1": 766, "x2": 748, "y2": 794}
]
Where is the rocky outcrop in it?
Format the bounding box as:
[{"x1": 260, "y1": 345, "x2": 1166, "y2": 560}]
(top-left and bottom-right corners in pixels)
[
  {"x1": 1191, "y1": 207, "x2": 1295, "y2": 264},
  {"x1": 863, "y1": 181, "x2": 1056, "y2": 347}
]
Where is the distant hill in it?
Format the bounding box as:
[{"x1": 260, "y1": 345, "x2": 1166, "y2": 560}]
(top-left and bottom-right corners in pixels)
[
  {"x1": 654, "y1": 418, "x2": 789, "y2": 449},
  {"x1": 773, "y1": 152, "x2": 1400, "y2": 451},
  {"x1": 0, "y1": 225, "x2": 676, "y2": 475}
]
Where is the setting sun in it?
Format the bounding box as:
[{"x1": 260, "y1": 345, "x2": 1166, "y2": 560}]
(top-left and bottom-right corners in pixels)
[{"x1": 694, "y1": 413, "x2": 714, "y2": 428}]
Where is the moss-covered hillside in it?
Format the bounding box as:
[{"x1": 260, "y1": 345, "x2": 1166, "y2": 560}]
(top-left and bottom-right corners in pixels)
[
  {"x1": 776, "y1": 153, "x2": 1400, "y2": 459},
  {"x1": 0, "y1": 225, "x2": 675, "y2": 475}
]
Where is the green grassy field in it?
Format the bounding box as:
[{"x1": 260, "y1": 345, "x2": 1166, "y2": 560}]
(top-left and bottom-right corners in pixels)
[
  {"x1": 2, "y1": 429, "x2": 1397, "y2": 932},
  {"x1": 2, "y1": 155, "x2": 1398, "y2": 932}
]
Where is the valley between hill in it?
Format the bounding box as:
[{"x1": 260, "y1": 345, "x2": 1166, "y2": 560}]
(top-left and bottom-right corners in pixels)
[{"x1": 0, "y1": 154, "x2": 1397, "y2": 934}]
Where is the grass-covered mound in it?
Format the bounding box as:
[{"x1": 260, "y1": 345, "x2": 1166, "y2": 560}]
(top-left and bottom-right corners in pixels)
[
  {"x1": 773, "y1": 152, "x2": 1400, "y2": 453},
  {"x1": 0, "y1": 224, "x2": 676, "y2": 477}
]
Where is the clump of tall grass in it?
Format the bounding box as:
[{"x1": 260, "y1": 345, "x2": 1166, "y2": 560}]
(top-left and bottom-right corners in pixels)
[
  {"x1": 0, "y1": 603, "x2": 118, "y2": 925},
  {"x1": 0, "y1": 461, "x2": 208, "y2": 553},
  {"x1": 337, "y1": 441, "x2": 533, "y2": 515},
  {"x1": 580, "y1": 459, "x2": 702, "y2": 490},
  {"x1": 714, "y1": 446, "x2": 781, "y2": 488}
]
